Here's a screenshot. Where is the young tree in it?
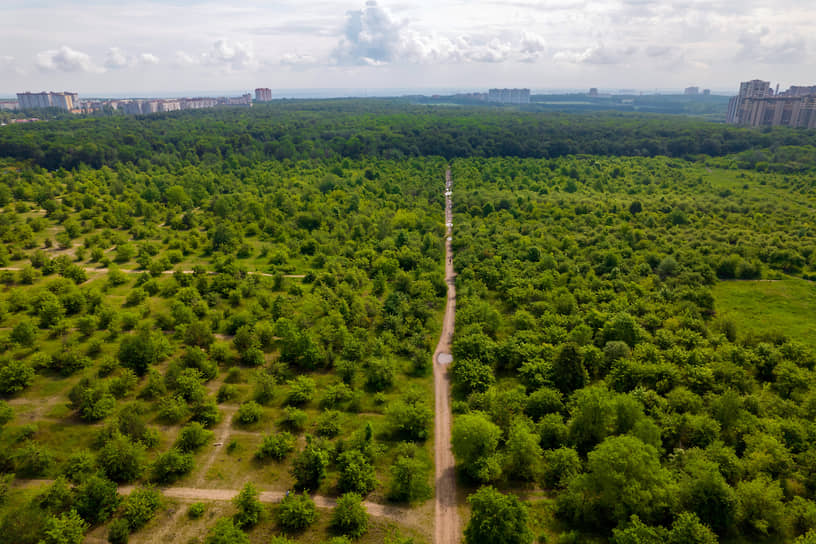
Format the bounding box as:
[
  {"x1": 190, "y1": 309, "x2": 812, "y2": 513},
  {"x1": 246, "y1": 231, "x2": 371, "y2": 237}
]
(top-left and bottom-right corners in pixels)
[
  {"x1": 74, "y1": 474, "x2": 120, "y2": 525},
  {"x1": 276, "y1": 492, "x2": 317, "y2": 531},
  {"x1": 337, "y1": 450, "x2": 377, "y2": 496},
  {"x1": 40, "y1": 510, "x2": 88, "y2": 544},
  {"x1": 452, "y1": 412, "x2": 502, "y2": 482},
  {"x1": 464, "y1": 487, "x2": 533, "y2": 544},
  {"x1": 503, "y1": 418, "x2": 543, "y2": 482},
  {"x1": 388, "y1": 455, "x2": 431, "y2": 502},
  {"x1": 291, "y1": 439, "x2": 329, "y2": 491},
  {"x1": 331, "y1": 493, "x2": 368, "y2": 538},
  {"x1": 233, "y1": 483, "x2": 263, "y2": 529}
]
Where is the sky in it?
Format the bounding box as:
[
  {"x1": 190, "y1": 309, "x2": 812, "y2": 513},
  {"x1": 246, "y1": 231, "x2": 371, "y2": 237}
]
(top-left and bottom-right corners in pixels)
[{"x1": 1, "y1": 0, "x2": 815, "y2": 97}]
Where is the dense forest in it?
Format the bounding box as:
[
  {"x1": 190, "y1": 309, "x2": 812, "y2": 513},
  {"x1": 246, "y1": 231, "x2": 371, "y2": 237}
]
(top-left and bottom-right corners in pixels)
[
  {"x1": 3, "y1": 100, "x2": 816, "y2": 171},
  {"x1": 450, "y1": 155, "x2": 816, "y2": 543},
  {"x1": 0, "y1": 101, "x2": 815, "y2": 544}
]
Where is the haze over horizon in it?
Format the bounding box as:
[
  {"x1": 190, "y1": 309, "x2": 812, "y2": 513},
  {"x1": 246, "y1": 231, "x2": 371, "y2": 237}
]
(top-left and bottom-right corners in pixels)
[{"x1": 2, "y1": 0, "x2": 814, "y2": 96}]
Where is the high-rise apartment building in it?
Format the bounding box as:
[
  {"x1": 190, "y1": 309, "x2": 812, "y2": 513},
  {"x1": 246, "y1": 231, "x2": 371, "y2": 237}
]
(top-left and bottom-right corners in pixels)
[
  {"x1": 727, "y1": 79, "x2": 816, "y2": 128},
  {"x1": 255, "y1": 88, "x2": 272, "y2": 102},
  {"x1": 684, "y1": 86, "x2": 700, "y2": 95},
  {"x1": 17, "y1": 91, "x2": 79, "y2": 111}
]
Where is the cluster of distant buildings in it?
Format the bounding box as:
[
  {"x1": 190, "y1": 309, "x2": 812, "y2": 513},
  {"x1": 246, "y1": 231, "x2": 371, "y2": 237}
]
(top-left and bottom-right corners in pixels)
[
  {"x1": 683, "y1": 86, "x2": 712, "y2": 96},
  {"x1": 10, "y1": 91, "x2": 255, "y2": 116},
  {"x1": 104, "y1": 94, "x2": 252, "y2": 115},
  {"x1": 727, "y1": 80, "x2": 816, "y2": 128}
]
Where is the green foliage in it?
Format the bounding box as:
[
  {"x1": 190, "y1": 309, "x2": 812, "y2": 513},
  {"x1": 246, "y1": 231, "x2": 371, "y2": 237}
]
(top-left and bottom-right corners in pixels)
[
  {"x1": 106, "y1": 518, "x2": 130, "y2": 544},
  {"x1": 122, "y1": 486, "x2": 161, "y2": 530},
  {"x1": 74, "y1": 474, "x2": 120, "y2": 525},
  {"x1": 291, "y1": 439, "x2": 328, "y2": 491},
  {"x1": 452, "y1": 412, "x2": 502, "y2": 482},
  {"x1": 236, "y1": 400, "x2": 264, "y2": 424},
  {"x1": 0, "y1": 358, "x2": 35, "y2": 394},
  {"x1": 175, "y1": 422, "x2": 214, "y2": 452},
  {"x1": 98, "y1": 432, "x2": 146, "y2": 482},
  {"x1": 331, "y1": 493, "x2": 368, "y2": 538},
  {"x1": 465, "y1": 486, "x2": 533, "y2": 544},
  {"x1": 40, "y1": 510, "x2": 88, "y2": 544},
  {"x1": 151, "y1": 448, "x2": 194, "y2": 483},
  {"x1": 255, "y1": 432, "x2": 296, "y2": 461},
  {"x1": 204, "y1": 517, "x2": 250, "y2": 544},
  {"x1": 276, "y1": 492, "x2": 317, "y2": 531},
  {"x1": 337, "y1": 449, "x2": 377, "y2": 495},
  {"x1": 233, "y1": 483, "x2": 263, "y2": 529},
  {"x1": 187, "y1": 502, "x2": 206, "y2": 519},
  {"x1": 117, "y1": 328, "x2": 170, "y2": 376},
  {"x1": 388, "y1": 454, "x2": 431, "y2": 502}
]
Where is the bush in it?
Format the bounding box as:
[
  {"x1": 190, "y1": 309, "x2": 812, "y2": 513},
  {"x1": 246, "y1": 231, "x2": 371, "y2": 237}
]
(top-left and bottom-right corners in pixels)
[
  {"x1": 217, "y1": 384, "x2": 239, "y2": 403},
  {"x1": 41, "y1": 510, "x2": 88, "y2": 544},
  {"x1": 292, "y1": 439, "x2": 329, "y2": 491},
  {"x1": 236, "y1": 401, "x2": 264, "y2": 425},
  {"x1": 107, "y1": 517, "x2": 130, "y2": 544},
  {"x1": 286, "y1": 376, "x2": 316, "y2": 405},
  {"x1": 13, "y1": 442, "x2": 53, "y2": 477},
  {"x1": 98, "y1": 433, "x2": 146, "y2": 483},
  {"x1": 277, "y1": 492, "x2": 317, "y2": 531},
  {"x1": 282, "y1": 406, "x2": 308, "y2": 432},
  {"x1": 465, "y1": 486, "x2": 533, "y2": 544},
  {"x1": 389, "y1": 455, "x2": 432, "y2": 502},
  {"x1": 123, "y1": 486, "x2": 161, "y2": 530},
  {"x1": 255, "y1": 432, "x2": 296, "y2": 461},
  {"x1": 74, "y1": 474, "x2": 120, "y2": 525},
  {"x1": 188, "y1": 502, "x2": 205, "y2": 519},
  {"x1": 63, "y1": 450, "x2": 96, "y2": 483},
  {"x1": 175, "y1": 422, "x2": 214, "y2": 452},
  {"x1": 151, "y1": 449, "x2": 194, "y2": 483},
  {"x1": 233, "y1": 483, "x2": 264, "y2": 529},
  {"x1": 0, "y1": 358, "x2": 35, "y2": 395},
  {"x1": 337, "y1": 449, "x2": 377, "y2": 495},
  {"x1": 316, "y1": 410, "x2": 342, "y2": 437},
  {"x1": 205, "y1": 517, "x2": 250, "y2": 544},
  {"x1": 331, "y1": 493, "x2": 368, "y2": 538}
]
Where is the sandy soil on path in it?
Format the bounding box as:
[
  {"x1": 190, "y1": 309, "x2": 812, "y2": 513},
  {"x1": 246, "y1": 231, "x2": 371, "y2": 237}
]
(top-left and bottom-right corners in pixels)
[{"x1": 434, "y1": 168, "x2": 460, "y2": 544}]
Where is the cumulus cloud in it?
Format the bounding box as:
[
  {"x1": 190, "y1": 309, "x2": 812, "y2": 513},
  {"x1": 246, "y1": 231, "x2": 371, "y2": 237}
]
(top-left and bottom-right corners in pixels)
[
  {"x1": 332, "y1": 1, "x2": 551, "y2": 65},
  {"x1": 333, "y1": 1, "x2": 404, "y2": 65},
  {"x1": 554, "y1": 44, "x2": 637, "y2": 65},
  {"x1": 36, "y1": 46, "x2": 100, "y2": 73},
  {"x1": 203, "y1": 39, "x2": 257, "y2": 70},
  {"x1": 137, "y1": 53, "x2": 160, "y2": 65},
  {"x1": 104, "y1": 47, "x2": 129, "y2": 69},
  {"x1": 104, "y1": 48, "x2": 160, "y2": 69},
  {"x1": 737, "y1": 27, "x2": 807, "y2": 64}
]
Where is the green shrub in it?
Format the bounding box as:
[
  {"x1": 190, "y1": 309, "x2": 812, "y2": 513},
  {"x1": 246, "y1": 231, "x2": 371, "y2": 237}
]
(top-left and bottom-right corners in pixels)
[{"x1": 277, "y1": 492, "x2": 317, "y2": 531}]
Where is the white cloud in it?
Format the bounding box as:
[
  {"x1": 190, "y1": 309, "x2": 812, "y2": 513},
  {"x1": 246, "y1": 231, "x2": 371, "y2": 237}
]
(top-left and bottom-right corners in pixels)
[
  {"x1": 137, "y1": 53, "x2": 160, "y2": 65},
  {"x1": 737, "y1": 27, "x2": 808, "y2": 64},
  {"x1": 105, "y1": 47, "x2": 160, "y2": 69},
  {"x1": 554, "y1": 45, "x2": 637, "y2": 65},
  {"x1": 203, "y1": 39, "x2": 257, "y2": 70},
  {"x1": 104, "y1": 47, "x2": 129, "y2": 69},
  {"x1": 280, "y1": 53, "x2": 318, "y2": 66},
  {"x1": 35, "y1": 45, "x2": 100, "y2": 73}
]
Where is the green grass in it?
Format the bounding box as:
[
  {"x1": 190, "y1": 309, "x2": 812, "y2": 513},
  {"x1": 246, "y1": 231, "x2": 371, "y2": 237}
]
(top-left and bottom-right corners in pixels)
[{"x1": 713, "y1": 278, "x2": 816, "y2": 349}]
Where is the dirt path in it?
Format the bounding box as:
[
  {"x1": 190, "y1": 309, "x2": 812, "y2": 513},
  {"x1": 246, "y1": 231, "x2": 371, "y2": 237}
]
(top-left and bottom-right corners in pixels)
[
  {"x1": 114, "y1": 485, "x2": 423, "y2": 530},
  {"x1": 434, "y1": 167, "x2": 460, "y2": 544}
]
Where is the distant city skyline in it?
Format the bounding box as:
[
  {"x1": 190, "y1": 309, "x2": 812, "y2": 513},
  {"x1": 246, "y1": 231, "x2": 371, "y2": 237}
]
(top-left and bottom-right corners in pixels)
[{"x1": 2, "y1": 0, "x2": 815, "y2": 95}]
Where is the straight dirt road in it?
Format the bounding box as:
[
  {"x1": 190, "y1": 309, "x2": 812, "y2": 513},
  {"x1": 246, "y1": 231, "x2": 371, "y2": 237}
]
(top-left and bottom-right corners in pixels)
[{"x1": 434, "y1": 167, "x2": 460, "y2": 544}]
